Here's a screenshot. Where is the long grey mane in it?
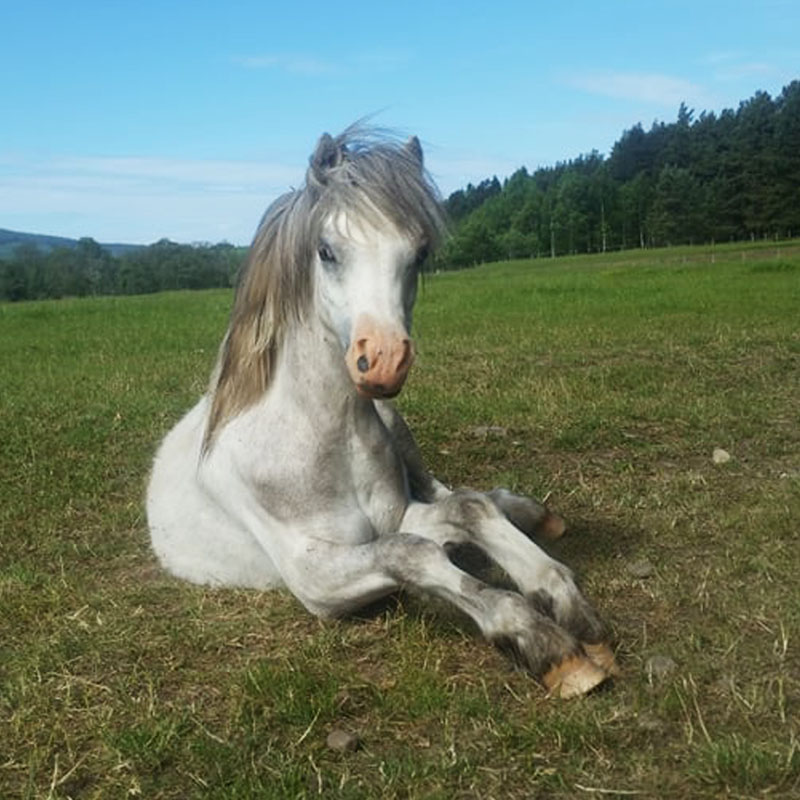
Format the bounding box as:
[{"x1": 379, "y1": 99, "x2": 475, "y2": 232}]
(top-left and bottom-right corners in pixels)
[{"x1": 204, "y1": 126, "x2": 447, "y2": 450}]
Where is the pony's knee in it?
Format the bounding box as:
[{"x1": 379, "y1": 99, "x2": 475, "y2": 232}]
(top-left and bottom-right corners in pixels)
[
  {"x1": 380, "y1": 534, "x2": 450, "y2": 584},
  {"x1": 443, "y1": 490, "x2": 501, "y2": 527}
]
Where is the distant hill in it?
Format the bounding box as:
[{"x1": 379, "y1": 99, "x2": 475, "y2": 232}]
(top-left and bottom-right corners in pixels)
[{"x1": 0, "y1": 228, "x2": 143, "y2": 259}]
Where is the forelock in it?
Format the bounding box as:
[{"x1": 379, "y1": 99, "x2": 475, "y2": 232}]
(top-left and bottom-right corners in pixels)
[{"x1": 308, "y1": 128, "x2": 447, "y2": 248}]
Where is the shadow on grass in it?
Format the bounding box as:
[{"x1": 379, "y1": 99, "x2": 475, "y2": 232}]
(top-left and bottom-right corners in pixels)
[{"x1": 547, "y1": 514, "x2": 642, "y2": 568}]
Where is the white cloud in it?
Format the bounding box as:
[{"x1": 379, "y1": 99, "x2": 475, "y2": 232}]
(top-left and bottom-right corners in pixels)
[
  {"x1": 0, "y1": 154, "x2": 305, "y2": 244},
  {"x1": 700, "y1": 51, "x2": 776, "y2": 82},
  {"x1": 232, "y1": 48, "x2": 412, "y2": 77},
  {"x1": 713, "y1": 61, "x2": 773, "y2": 81},
  {"x1": 51, "y1": 155, "x2": 301, "y2": 189},
  {"x1": 233, "y1": 54, "x2": 341, "y2": 76},
  {"x1": 702, "y1": 51, "x2": 746, "y2": 66},
  {"x1": 565, "y1": 70, "x2": 708, "y2": 107}
]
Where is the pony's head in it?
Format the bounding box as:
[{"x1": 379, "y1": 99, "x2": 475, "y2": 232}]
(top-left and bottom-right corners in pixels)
[{"x1": 205, "y1": 126, "x2": 446, "y2": 449}]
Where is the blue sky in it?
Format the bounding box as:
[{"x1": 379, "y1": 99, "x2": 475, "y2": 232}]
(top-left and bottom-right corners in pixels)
[{"x1": 2, "y1": 0, "x2": 798, "y2": 245}]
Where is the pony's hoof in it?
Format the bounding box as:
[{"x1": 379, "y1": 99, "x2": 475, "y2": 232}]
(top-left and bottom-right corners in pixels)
[
  {"x1": 582, "y1": 642, "x2": 621, "y2": 677},
  {"x1": 542, "y1": 654, "x2": 609, "y2": 698},
  {"x1": 538, "y1": 511, "x2": 567, "y2": 540}
]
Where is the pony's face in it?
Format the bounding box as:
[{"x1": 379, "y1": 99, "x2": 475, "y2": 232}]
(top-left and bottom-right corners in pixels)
[{"x1": 316, "y1": 210, "x2": 427, "y2": 399}]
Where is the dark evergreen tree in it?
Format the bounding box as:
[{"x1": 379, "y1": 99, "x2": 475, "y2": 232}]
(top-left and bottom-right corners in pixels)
[
  {"x1": 774, "y1": 81, "x2": 800, "y2": 236},
  {"x1": 647, "y1": 165, "x2": 707, "y2": 246},
  {"x1": 434, "y1": 83, "x2": 799, "y2": 268}
]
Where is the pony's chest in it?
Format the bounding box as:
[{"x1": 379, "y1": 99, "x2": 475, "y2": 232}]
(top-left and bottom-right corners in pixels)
[
  {"x1": 347, "y1": 428, "x2": 408, "y2": 536},
  {"x1": 238, "y1": 403, "x2": 408, "y2": 540}
]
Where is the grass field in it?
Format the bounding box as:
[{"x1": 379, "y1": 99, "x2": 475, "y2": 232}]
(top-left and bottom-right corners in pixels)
[{"x1": 2, "y1": 241, "x2": 799, "y2": 798}]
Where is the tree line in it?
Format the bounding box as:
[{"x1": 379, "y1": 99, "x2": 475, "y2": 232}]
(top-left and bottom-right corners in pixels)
[
  {"x1": 435, "y1": 81, "x2": 800, "y2": 268},
  {"x1": 0, "y1": 238, "x2": 245, "y2": 301},
  {"x1": 3, "y1": 80, "x2": 798, "y2": 299}
]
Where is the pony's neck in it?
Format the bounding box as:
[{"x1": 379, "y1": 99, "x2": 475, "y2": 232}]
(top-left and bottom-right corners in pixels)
[{"x1": 275, "y1": 313, "x2": 365, "y2": 418}]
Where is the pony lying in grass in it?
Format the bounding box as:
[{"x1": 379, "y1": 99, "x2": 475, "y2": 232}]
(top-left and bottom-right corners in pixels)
[{"x1": 147, "y1": 127, "x2": 618, "y2": 698}]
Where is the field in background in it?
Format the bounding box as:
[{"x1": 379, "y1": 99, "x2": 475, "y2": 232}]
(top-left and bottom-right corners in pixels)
[{"x1": 2, "y1": 242, "x2": 799, "y2": 798}]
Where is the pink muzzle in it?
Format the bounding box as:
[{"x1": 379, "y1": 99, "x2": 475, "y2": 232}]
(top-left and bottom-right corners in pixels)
[{"x1": 345, "y1": 315, "x2": 414, "y2": 398}]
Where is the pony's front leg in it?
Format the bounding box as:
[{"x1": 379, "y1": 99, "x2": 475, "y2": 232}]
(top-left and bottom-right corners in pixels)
[
  {"x1": 374, "y1": 401, "x2": 565, "y2": 539},
  {"x1": 275, "y1": 531, "x2": 607, "y2": 698},
  {"x1": 401, "y1": 493, "x2": 618, "y2": 676}
]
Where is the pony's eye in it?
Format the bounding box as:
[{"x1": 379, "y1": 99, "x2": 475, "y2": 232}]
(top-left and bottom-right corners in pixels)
[{"x1": 318, "y1": 243, "x2": 337, "y2": 264}]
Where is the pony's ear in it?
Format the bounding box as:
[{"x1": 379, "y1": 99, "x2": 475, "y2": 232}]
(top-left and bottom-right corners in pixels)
[
  {"x1": 405, "y1": 135, "x2": 424, "y2": 169},
  {"x1": 309, "y1": 132, "x2": 346, "y2": 185}
]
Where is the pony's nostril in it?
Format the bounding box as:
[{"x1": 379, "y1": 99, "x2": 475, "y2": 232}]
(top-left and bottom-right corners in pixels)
[{"x1": 357, "y1": 355, "x2": 369, "y2": 373}]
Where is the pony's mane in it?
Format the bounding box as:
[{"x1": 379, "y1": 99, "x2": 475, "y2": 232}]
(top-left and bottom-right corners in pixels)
[{"x1": 203, "y1": 126, "x2": 447, "y2": 451}]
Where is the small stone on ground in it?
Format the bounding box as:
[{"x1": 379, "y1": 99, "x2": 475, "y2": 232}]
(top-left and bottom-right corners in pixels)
[
  {"x1": 712, "y1": 447, "x2": 732, "y2": 464},
  {"x1": 645, "y1": 654, "x2": 677, "y2": 683},
  {"x1": 627, "y1": 558, "x2": 655, "y2": 579},
  {"x1": 326, "y1": 728, "x2": 360, "y2": 753},
  {"x1": 471, "y1": 425, "x2": 508, "y2": 438},
  {"x1": 636, "y1": 711, "x2": 663, "y2": 732}
]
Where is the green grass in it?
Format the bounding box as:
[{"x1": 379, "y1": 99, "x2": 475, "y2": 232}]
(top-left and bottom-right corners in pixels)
[{"x1": 2, "y1": 241, "x2": 799, "y2": 798}]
